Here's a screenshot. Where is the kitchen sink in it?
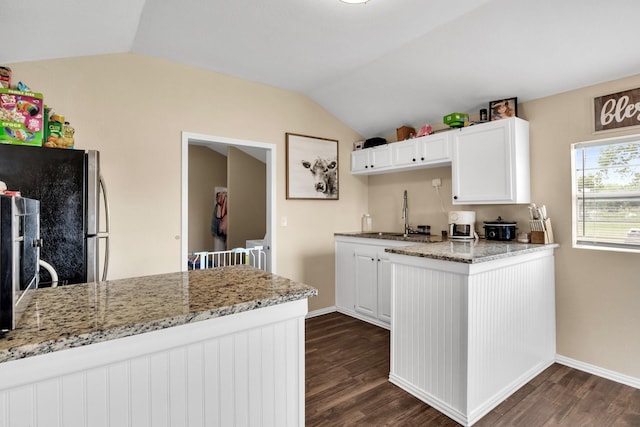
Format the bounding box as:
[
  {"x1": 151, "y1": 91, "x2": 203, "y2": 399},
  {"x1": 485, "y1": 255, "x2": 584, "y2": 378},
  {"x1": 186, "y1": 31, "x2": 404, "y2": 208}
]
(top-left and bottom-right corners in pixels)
[
  {"x1": 359, "y1": 232, "x2": 405, "y2": 237},
  {"x1": 356, "y1": 232, "x2": 441, "y2": 243}
]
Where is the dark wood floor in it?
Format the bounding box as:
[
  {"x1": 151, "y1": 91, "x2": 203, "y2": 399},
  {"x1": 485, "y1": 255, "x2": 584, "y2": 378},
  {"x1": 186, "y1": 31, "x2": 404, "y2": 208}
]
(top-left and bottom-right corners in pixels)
[{"x1": 305, "y1": 312, "x2": 640, "y2": 426}]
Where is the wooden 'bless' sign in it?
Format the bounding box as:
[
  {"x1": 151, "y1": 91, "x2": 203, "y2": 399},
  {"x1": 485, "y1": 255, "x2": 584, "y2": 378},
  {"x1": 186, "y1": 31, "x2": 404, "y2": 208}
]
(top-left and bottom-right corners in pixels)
[{"x1": 594, "y1": 87, "x2": 640, "y2": 132}]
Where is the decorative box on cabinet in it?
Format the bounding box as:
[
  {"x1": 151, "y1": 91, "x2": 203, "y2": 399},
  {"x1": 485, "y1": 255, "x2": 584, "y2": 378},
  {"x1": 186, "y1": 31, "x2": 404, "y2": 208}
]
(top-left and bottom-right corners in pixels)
[{"x1": 451, "y1": 117, "x2": 530, "y2": 204}]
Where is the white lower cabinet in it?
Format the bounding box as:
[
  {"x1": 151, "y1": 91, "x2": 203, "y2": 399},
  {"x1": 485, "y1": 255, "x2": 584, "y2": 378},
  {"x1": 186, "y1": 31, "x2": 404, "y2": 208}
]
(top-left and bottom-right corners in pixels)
[
  {"x1": 336, "y1": 236, "x2": 413, "y2": 329},
  {"x1": 354, "y1": 247, "x2": 395, "y2": 323}
]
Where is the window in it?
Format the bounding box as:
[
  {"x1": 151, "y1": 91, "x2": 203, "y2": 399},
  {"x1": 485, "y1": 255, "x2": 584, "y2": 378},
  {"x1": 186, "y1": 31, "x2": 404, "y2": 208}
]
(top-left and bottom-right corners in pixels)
[{"x1": 572, "y1": 135, "x2": 640, "y2": 253}]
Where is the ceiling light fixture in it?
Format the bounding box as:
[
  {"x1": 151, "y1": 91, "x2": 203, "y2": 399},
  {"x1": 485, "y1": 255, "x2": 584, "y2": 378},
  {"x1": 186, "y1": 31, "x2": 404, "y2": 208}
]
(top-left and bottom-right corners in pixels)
[{"x1": 340, "y1": 0, "x2": 369, "y2": 4}]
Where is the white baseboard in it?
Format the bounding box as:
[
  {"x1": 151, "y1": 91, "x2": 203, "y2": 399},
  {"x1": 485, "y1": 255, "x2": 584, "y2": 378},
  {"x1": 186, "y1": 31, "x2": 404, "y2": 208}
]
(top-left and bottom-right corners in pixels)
[
  {"x1": 306, "y1": 306, "x2": 337, "y2": 318},
  {"x1": 335, "y1": 307, "x2": 391, "y2": 330},
  {"x1": 556, "y1": 354, "x2": 640, "y2": 390}
]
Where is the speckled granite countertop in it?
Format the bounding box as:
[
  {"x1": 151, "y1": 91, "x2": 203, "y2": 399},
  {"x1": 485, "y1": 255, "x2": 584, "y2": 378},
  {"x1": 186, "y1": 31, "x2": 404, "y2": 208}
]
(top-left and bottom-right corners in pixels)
[
  {"x1": 336, "y1": 232, "x2": 558, "y2": 264},
  {"x1": 0, "y1": 266, "x2": 317, "y2": 363},
  {"x1": 386, "y1": 239, "x2": 559, "y2": 263}
]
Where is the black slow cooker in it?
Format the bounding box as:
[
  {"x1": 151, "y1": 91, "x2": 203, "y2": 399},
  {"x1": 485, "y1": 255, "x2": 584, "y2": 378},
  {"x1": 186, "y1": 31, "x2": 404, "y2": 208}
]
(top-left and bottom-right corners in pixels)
[{"x1": 483, "y1": 217, "x2": 517, "y2": 241}]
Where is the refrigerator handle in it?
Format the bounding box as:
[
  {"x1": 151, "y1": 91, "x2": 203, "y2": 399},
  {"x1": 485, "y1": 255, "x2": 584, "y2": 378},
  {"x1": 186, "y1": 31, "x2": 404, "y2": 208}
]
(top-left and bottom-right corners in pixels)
[
  {"x1": 99, "y1": 175, "x2": 110, "y2": 282},
  {"x1": 86, "y1": 151, "x2": 100, "y2": 236}
]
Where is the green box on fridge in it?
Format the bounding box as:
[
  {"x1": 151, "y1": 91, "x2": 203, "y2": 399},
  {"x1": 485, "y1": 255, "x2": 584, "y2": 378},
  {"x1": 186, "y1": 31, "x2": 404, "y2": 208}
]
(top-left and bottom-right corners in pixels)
[{"x1": 0, "y1": 88, "x2": 44, "y2": 146}]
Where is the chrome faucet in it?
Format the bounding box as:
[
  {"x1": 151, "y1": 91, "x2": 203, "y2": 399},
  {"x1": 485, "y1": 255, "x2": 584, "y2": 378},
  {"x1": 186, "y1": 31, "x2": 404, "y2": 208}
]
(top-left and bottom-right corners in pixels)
[{"x1": 402, "y1": 190, "x2": 410, "y2": 236}]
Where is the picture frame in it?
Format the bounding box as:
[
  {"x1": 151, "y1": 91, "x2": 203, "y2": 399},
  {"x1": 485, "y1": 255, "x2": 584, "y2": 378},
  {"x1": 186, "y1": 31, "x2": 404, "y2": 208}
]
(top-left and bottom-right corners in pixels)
[
  {"x1": 286, "y1": 133, "x2": 339, "y2": 200},
  {"x1": 489, "y1": 97, "x2": 518, "y2": 121}
]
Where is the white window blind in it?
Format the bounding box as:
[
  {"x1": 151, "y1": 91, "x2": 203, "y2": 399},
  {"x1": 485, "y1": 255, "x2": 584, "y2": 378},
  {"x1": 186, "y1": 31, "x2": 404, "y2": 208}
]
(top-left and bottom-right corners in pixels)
[{"x1": 572, "y1": 136, "x2": 640, "y2": 252}]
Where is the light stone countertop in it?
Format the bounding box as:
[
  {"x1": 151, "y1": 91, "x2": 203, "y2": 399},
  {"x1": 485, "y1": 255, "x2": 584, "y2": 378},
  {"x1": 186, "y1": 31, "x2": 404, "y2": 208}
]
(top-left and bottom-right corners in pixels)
[
  {"x1": 335, "y1": 232, "x2": 559, "y2": 263},
  {"x1": 0, "y1": 266, "x2": 317, "y2": 363}
]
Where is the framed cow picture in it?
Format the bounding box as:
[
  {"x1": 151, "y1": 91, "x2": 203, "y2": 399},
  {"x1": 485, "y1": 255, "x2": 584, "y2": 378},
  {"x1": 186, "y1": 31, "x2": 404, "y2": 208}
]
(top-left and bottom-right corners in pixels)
[{"x1": 286, "y1": 133, "x2": 339, "y2": 200}]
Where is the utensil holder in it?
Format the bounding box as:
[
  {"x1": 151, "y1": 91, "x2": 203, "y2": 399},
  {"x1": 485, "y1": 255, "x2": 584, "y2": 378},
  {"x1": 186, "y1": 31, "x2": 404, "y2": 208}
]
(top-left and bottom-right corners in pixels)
[{"x1": 530, "y1": 218, "x2": 554, "y2": 244}]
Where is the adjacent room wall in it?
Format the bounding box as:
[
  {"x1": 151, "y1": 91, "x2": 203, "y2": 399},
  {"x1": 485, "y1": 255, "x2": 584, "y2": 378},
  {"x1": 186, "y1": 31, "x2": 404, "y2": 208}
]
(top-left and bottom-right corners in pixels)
[
  {"x1": 8, "y1": 53, "x2": 368, "y2": 312},
  {"x1": 226, "y1": 146, "x2": 266, "y2": 250},
  {"x1": 368, "y1": 74, "x2": 640, "y2": 380},
  {"x1": 188, "y1": 145, "x2": 227, "y2": 253}
]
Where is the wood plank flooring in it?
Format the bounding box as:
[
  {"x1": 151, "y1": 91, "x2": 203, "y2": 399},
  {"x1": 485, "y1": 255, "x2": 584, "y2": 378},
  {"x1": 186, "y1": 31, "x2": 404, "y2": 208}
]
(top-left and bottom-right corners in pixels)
[{"x1": 305, "y1": 312, "x2": 640, "y2": 426}]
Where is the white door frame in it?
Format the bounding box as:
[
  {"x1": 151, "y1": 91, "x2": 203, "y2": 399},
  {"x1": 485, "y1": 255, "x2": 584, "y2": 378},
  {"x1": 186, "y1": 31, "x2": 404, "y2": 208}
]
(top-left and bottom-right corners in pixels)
[{"x1": 180, "y1": 132, "x2": 277, "y2": 273}]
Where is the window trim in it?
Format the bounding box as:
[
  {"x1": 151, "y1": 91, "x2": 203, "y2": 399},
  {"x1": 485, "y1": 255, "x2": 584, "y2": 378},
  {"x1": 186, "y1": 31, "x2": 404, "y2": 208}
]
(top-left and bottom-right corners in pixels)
[{"x1": 571, "y1": 134, "x2": 640, "y2": 254}]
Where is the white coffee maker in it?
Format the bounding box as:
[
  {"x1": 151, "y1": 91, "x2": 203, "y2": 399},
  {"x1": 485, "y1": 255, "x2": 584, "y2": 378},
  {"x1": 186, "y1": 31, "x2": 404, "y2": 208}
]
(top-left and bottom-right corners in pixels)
[{"x1": 448, "y1": 211, "x2": 476, "y2": 240}]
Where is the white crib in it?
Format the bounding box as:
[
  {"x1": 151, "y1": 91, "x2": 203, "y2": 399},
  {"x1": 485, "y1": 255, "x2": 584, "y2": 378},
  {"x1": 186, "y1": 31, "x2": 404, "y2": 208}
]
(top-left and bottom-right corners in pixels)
[{"x1": 189, "y1": 246, "x2": 267, "y2": 271}]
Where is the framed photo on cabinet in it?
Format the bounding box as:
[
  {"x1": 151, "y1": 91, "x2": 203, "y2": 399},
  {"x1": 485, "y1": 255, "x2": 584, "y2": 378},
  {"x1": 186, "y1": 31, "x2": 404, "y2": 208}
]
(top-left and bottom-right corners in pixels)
[
  {"x1": 489, "y1": 97, "x2": 518, "y2": 121},
  {"x1": 286, "y1": 133, "x2": 339, "y2": 200}
]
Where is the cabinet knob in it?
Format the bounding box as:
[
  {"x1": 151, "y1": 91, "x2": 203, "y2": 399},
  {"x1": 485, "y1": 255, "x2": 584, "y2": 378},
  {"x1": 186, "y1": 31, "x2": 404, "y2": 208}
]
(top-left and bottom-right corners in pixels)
[
  {"x1": 421, "y1": 157, "x2": 425, "y2": 161},
  {"x1": 412, "y1": 158, "x2": 416, "y2": 162},
  {"x1": 370, "y1": 165, "x2": 374, "y2": 168},
  {"x1": 365, "y1": 165, "x2": 368, "y2": 168},
  {"x1": 453, "y1": 195, "x2": 458, "y2": 200}
]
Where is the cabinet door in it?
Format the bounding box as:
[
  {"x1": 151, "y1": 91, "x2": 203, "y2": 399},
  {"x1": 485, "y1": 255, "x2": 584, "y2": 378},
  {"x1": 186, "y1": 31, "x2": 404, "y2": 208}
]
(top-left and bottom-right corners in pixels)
[
  {"x1": 418, "y1": 132, "x2": 451, "y2": 163},
  {"x1": 354, "y1": 250, "x2": 378, "y2": 318},
  {"x1": 351, "y1": 146, "x2": 392, "y2": 173},
  {"x1": 377, "y1": 250, "x2": 393, "y2": 323},
  {"x1": 335, "y1": 241, "x2": 357, "y2": 312},
  {"x1": 392, "y1": 140, "x2": 418, "y2": 167},
  {"x1": 451, "y1": 118, "x2": 529, "y2": 204},
  {"x1": 351, "y1": 150, "x2": 370, "y2": 173},
  {"x1": 370, "y1": 145, "x2": 392, "y2": 170}
]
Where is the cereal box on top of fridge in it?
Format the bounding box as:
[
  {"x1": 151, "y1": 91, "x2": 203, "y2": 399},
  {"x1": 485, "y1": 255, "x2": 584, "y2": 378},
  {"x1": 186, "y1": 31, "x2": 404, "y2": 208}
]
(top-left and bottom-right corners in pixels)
[{"x1": 0, "y1": 88, "x2": 44, "y2": 146}]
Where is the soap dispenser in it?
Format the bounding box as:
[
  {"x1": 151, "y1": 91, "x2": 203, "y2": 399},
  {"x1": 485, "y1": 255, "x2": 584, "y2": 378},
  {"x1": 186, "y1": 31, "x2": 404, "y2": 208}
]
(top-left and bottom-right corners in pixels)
[{"x1": 361, "y1": 214, "x2": 372, "y2": 232}]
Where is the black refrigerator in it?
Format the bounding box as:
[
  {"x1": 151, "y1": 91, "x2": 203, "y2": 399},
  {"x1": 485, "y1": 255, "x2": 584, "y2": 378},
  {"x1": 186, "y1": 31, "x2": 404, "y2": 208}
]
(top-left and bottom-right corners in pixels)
[{"x1": 0, "y1": 144, "x2": 110, "y2": 285}]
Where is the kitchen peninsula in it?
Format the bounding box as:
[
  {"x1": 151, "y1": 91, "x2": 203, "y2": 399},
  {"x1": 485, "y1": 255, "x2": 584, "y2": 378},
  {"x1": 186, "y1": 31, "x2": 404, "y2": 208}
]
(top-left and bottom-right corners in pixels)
[
  {"x1": 386, "y1": 239, "x2": 558, "y2": 426},
  {"x1": 0, "y1": 266, "x2": 317, "y2": 427}
]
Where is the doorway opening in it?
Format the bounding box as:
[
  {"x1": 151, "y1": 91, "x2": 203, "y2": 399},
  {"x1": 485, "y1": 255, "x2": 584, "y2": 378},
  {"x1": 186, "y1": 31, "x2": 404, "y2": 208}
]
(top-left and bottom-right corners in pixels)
[{"x1": 180, "y1": 132, "x2": 276, "y2": 272}]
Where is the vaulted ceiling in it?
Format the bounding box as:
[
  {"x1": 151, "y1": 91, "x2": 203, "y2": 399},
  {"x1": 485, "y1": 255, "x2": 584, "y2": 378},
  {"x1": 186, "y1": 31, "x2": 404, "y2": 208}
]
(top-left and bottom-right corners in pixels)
[{"x1": 3, "y1": 0, "x2": 640, "y2": 138}]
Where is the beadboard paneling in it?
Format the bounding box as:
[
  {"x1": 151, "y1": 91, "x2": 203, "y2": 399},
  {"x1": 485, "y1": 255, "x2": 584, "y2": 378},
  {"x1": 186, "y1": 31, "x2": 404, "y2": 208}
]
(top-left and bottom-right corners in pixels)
[
  {"x1": 0, "y1": 300, "x2": 306, "y2": 427},
  {"x1": 390, "y1": 250, "x2": 556, "y2": 426}
]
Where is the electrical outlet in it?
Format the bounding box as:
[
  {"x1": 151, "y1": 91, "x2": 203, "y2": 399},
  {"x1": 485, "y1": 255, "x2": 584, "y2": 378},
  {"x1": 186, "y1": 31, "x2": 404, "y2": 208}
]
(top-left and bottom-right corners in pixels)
[{"x1": 432, "y1": 178, "x2": 441, "y2": 187}]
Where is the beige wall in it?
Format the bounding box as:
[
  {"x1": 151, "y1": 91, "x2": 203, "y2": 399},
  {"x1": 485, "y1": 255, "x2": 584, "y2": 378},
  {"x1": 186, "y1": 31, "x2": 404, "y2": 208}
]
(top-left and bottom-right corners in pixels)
[
  {"x1": 9, "y1": 53, "x2": 368, "y2": 312},
  {"x1": 188, "y1": 145, "x2": 227, "y2": 253},
  {"x1": 368, "y1": 74, "x2": 640, "y2": 379},
  {"x1": 226, "y1": 146, "x2": 266, "y2": 250},
  {"x1": 11, "y1": 53, "x2": 639, "y2": 380}
]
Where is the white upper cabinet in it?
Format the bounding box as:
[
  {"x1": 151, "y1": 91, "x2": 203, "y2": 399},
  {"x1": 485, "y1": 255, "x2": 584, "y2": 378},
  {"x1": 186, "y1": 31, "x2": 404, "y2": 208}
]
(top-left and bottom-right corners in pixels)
[
  {"x1": 351, "y1": 144, "x2": 393, "y2": 173},
  {"x1": 451, "y1": 117, "x2": 530, "y2": 204},
  {"x1": 351, "y1": 132, "x2": 452, "y2": 175},
  {"x1": 392, "y1": 132, "x2": 452, "y2": 169}
]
